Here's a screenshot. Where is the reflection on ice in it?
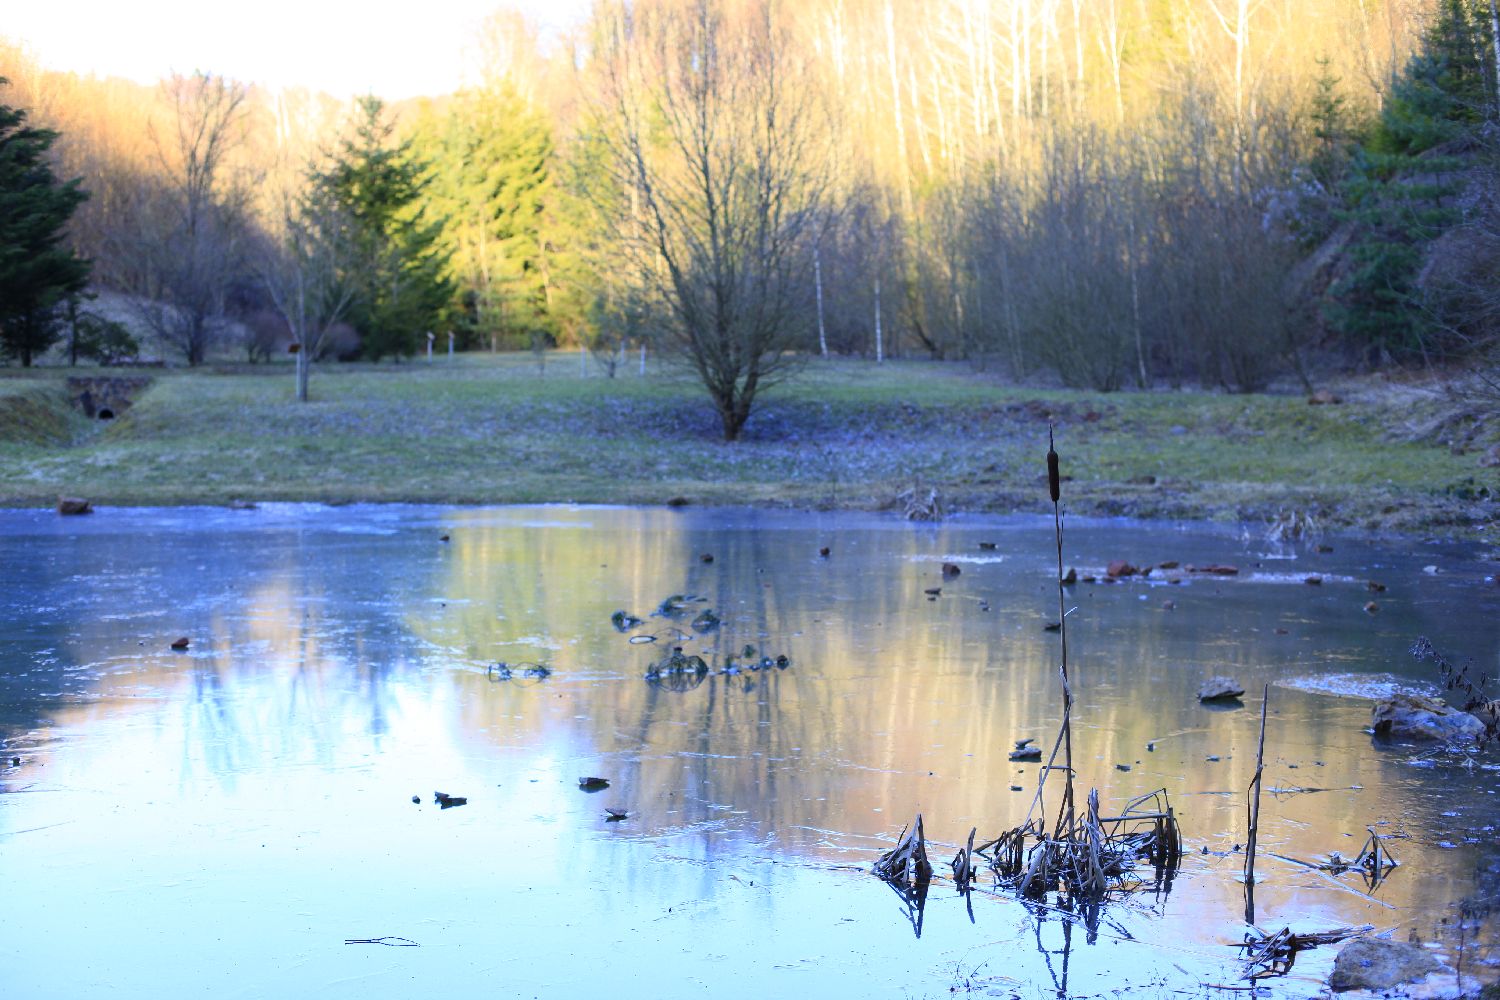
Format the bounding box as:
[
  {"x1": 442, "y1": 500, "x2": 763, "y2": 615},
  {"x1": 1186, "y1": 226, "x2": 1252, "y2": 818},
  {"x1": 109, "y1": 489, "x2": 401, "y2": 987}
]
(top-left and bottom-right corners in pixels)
[{"x1": 0, "y1": 504, "x2": 1497, "y2": 998}]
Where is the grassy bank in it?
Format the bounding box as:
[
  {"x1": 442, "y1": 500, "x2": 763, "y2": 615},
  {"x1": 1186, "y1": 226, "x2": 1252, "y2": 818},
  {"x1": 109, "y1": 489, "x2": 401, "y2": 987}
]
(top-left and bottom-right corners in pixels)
[{"x1": 0, "y1": 355, "x2": 1494, "y2": 538}]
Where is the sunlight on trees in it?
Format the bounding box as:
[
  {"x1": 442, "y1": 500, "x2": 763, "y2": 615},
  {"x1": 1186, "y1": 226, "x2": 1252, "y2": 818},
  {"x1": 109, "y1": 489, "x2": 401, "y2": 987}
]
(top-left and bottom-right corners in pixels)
[
  {"x1": 1, "y1": 0, "x2": 1495, "y2": 398},
  {"x1": 583, "y1": 0, "x2": 832, "y2": 439}
]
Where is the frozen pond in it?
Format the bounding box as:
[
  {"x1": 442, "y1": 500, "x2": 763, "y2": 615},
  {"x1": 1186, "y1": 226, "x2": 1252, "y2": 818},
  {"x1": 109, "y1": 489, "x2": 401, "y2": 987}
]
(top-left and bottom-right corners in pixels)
[{"x1": 2, "y1": 504, "x2": 1497, "y2": 998}]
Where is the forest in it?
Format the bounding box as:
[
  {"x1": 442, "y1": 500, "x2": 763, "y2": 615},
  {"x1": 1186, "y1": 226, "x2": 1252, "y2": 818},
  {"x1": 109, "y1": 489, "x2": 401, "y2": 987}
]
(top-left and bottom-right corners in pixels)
[{"x1": 2, "y1": 0, "x2": 1499, "y2": 437}]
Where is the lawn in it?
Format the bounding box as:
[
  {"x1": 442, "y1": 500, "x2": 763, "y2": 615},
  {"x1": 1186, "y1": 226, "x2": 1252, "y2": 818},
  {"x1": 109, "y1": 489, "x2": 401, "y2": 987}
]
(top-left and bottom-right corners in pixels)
[{"x1": 0, "y1": 353, "x2": 1494, "y2": 538}]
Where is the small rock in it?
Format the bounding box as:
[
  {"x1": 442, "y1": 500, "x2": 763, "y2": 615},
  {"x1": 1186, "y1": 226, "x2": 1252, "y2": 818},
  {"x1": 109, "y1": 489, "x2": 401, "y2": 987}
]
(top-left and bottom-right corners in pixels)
[
  {"x1": 1329, "y1": 938, "x2": 1443, "y2": 991},
  {"x1": 1198, "y1": 677, "x2": 1246, "y2": 701},
  {"x1": 1060, "y1": 567, "x2": 1077, "y2": 585},
  {"x1": 924, "y1": 587, "x2": 942, "y2": 596},
  {"x1": 1315, "y1": 544, "x2": 1334, "y2": 553},
  {"x1": 1107, "y1": 560, "x2": 1138, "y2": 578},
  {"x1": 819, "y1": 546, "x2": 830, "y2": 558},
  {"x1": 439, "y1": 533, "x2": 450, "y2": 542},
  {"x1": 1009, "y1": 746, "x2": 1043, "y2": 762},
  {"x1": 1423, "y1": 565, "x2": 1439, "y2": 575},
  {"x1": 1189, "y1": 564, "x2": 1239, "y2": 576},
  {"x1": 978, "y1": 542, "x2": 997, "y2": 550},
  {"x1": 578, "y1": 777, "x2": 610, "y2": 790},
  {"x1": 1115, "y1": 763, "x2": 1131, "y2": 772},
  {"x1": 1364, "y1": 601, "x2": 1379, "y2": 614},
  {"x1": 56, "y1": 496, "x2": 92, "y2": 516},
  {"x1": 1043, "y1": 621, "x2": 1061, "y2": 631},
  {"x1": 605, "y1": 808, "x2": 628, "y2": 821},
  {"x1": 1158, "y1": 560, "x2": 1180, "y2": 570},
  {"x1": 1010, "y1": 785, "x2": 1024, "y2": 792},
  {"x1": 1161, "y1": 600, "x2": 1175, "y2": 611},
  {"x1": 411, "y1": 795, "x2": 420, "y2": 804},
  {"x1": 170, "y1": 637, "x2": 190, "y2": 651},
  {"x1": 1367, "y1": 580, "x2": 1387, "y2": 592},
  {"x1": 700, "y1": 553, "x2": 714, "y2": 563},
  {"x1": 666, "y1": 496, "x2": 690, "y2": 507},
  {"x1": 1206, "y1": 755, "x2": 1221, "y2": 762},
  {"x1": 1372, "y1": 693, "x2": 1485, "y2": 743},
  {"x1": 1304, "y1": 575, "x2": 1322, "y2": 586},
  {"x1": 1275, "y1": 627, "x2": 1290, "y2": 635},
  {"x1": 941, "y1": 563, "x2": 961, "y2": 578},
  {"x1": 1146, "y1": 742, "x2": 1155, "y2": 752}
]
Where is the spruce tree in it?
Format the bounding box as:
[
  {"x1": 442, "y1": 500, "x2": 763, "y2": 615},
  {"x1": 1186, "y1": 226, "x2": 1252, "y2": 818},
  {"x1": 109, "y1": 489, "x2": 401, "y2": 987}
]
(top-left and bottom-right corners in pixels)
[
  {"x1": 1330, "y1": 1, "x2": 1495, "y2": 360},
  {"x1": 0, "y1": 85, "x2": 91, "y2": 366},
  {"x1": 319, "y1": 97, "x2": 450, "y2": 360},
  {"x1": 418, "y1": 85, "x2": 555, "y2": 351}
]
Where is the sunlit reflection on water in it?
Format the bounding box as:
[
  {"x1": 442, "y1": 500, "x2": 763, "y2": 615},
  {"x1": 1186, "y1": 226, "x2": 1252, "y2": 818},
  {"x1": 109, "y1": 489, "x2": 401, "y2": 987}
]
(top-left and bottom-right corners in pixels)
[{"x1": 2, "y1": 504, "x2": 1496, "y2": 998}]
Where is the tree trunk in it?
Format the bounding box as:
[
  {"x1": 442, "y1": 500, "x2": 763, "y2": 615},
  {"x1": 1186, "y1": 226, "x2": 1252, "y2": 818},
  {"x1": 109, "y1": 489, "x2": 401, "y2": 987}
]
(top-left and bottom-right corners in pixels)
[
  {"x1": 1490, "y1": 0, "x2": 1500, "y2": 111},
  {"x1": 815, "y1": 247, "x2": 828, "y2": 357},
  {"x1": 296, "y1": 348, "x2": 310, "y2": 402}
]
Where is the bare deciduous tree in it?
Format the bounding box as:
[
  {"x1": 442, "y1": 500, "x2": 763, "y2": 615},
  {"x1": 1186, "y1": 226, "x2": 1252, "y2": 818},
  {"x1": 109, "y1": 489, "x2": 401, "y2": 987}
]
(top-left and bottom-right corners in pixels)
[
  {"x1": 260, "y1": 181, "x2": 358, "y2": 401},
  {"x1": 118, "y1": 72, "x2": 253, "y2": 365},
  {"x1": 586, "y1": 0, "x2": 831, "y2": 441}
]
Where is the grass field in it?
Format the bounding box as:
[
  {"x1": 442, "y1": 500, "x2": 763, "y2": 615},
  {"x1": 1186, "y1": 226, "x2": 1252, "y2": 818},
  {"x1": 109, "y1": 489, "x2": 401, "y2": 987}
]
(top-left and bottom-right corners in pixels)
[{"x1": 0, "y1": 353, "x2": 1494, "y2": 538}]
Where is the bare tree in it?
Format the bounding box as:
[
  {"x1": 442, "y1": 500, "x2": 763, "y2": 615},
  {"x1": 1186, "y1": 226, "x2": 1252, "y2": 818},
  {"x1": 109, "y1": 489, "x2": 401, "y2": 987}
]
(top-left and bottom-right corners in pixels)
[
  {"x1": 118, "y1": 73, "x2": 253, "y2": 365},
  {"x1": 586, "y1": 0, "x2": 831, "y2": 441},
  {"x1": 260, "y1": 180, "x2": 358, "y2": 401}
]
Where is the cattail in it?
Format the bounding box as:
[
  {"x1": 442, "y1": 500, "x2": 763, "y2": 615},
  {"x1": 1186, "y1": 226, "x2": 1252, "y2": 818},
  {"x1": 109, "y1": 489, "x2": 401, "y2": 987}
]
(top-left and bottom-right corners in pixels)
[{"x1": 1047, "y1": 427, "x2": 1060, "y2": 503}]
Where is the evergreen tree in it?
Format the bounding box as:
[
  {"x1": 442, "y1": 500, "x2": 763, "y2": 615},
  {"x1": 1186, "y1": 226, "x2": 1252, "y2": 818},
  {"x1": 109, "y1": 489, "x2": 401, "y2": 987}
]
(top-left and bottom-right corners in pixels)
[
  {"x1": 1375, "y1": 0, "x2": 1493, "y2": 156},
  {"x1": 0, "y1": 84, "x2": 91, "y2": 366},
  {"x1": 319, "y1": 97, "x2": 450, "y2": 360},
  {"x1": 1308, "y1": 56, "x2": 1356, "y2": 191},
  {"x1": 417, "y1": 85, "x2": 555, "y2": 351},
  {"x1": 1330, "y1": 1, "x2": 1495, "y2": 360}
]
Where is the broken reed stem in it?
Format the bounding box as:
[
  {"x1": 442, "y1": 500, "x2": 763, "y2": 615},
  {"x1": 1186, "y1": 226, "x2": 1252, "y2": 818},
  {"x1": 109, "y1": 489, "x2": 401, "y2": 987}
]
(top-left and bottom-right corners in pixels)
[
  {"x1": 1049, "y1": 426, "x2": 1076, "y2": 838},
  {"x1": 1244, "y1": 683, "x2": 1269, "y2": 923}
]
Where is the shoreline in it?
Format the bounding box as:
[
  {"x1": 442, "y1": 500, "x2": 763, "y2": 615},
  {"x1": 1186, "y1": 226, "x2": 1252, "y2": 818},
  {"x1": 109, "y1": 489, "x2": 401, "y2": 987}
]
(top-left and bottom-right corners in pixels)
[{"x1": 2, "y1": 359, "x2": 1495, "y2": 543}]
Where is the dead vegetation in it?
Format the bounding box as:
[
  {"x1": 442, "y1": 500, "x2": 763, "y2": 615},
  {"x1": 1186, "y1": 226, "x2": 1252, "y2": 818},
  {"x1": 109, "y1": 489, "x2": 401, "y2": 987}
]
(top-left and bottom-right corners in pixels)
[
  {"x1": 875, "y1": 428, "x2": 1182, "y2": 914},
  {"x1": 1414, "y1": 636, "x2": 1500, "y2": 747},
  {"x1": 1240, "y1": 925, "x2": 1370, "y2": 979}
]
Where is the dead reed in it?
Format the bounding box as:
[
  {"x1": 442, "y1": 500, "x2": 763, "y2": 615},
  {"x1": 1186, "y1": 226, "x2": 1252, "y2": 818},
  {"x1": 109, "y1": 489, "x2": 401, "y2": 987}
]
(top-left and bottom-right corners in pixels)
[
  {"x1": 1244, "y1": 684, "x2": 1269, "y2": 923},
  {"x1": 975, "y1": 429, "x2": 1182, "y2": 902},
  {"x1": 874, "y1": 813, "x2": 934, "y2": 887},
  {"x1": 874, "y1": 430, "x2": 1182, "y2": 907}
]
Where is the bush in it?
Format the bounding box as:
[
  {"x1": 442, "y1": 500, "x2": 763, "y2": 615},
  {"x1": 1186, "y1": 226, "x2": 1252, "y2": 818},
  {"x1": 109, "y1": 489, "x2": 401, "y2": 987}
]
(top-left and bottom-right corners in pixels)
[{"x1": 73, "y1": 314, "x2": 139, "y2": 365}]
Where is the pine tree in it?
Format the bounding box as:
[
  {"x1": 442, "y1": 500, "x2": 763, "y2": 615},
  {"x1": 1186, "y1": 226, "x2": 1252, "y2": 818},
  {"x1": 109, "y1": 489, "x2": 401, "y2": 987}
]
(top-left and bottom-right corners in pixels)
[
  {"x1": 0, "y1": 84, "x2": 91, "y2": 366},
  {"x1": 1330, "y1": 1, "x2": 1494, "y2": 360},
  {"x1": 319, "y1": 97, "x2": 451, "y2": 361},
  {"x1": 417, "y1": 85, "x2": 555, "y2": 351}
]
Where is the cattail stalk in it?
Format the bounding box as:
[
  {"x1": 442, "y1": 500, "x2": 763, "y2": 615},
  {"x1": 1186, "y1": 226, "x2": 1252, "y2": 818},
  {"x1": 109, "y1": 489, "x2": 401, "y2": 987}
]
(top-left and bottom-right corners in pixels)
[
  {"x1": 1244, "y1": 683, "x2": 1269, "y2": 924},
  {"x1": 1049, "y1": 426, "x2": 1076, "y2": 837}
]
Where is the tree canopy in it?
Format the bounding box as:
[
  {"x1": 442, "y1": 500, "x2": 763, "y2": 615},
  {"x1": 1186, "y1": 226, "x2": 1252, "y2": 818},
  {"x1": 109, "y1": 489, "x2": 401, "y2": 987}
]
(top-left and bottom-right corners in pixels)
[
  {"x1": 319, "y1": 97, "x2": 451, "y2": 360},
  {"x1": 0, "y1": 82, "x2": 90, "y2": 366}
]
